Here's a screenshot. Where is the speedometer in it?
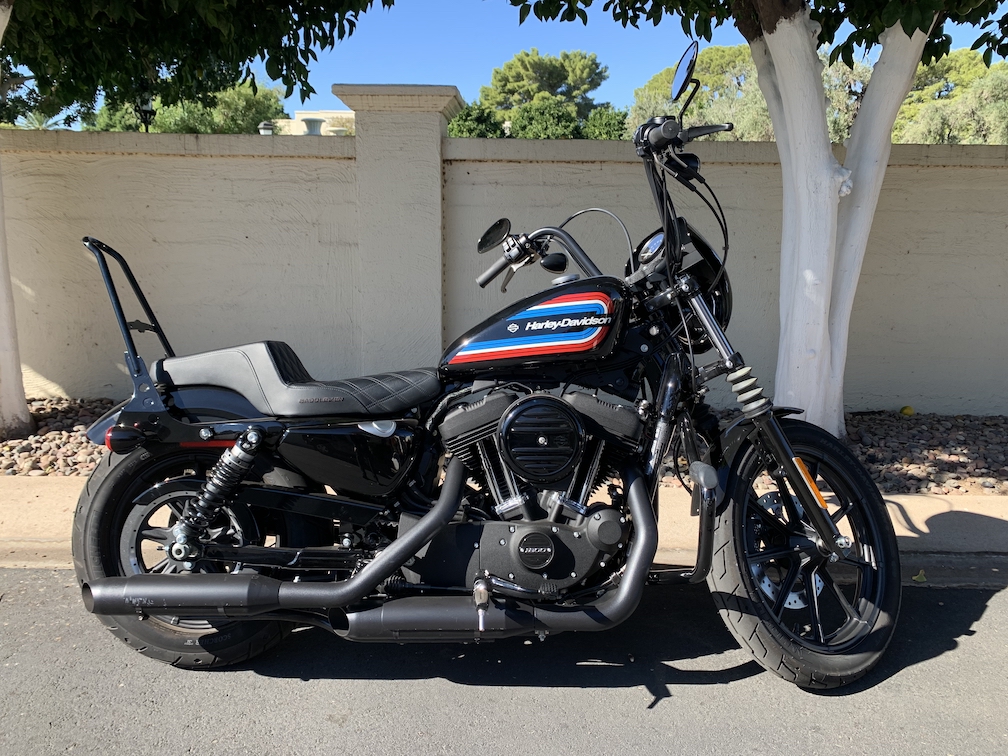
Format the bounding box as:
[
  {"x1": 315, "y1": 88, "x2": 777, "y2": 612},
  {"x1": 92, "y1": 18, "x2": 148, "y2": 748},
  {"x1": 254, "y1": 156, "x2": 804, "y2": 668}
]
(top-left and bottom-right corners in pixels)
[{"x1": 639, "y1": 232, "x2": 664, "y2": 264}]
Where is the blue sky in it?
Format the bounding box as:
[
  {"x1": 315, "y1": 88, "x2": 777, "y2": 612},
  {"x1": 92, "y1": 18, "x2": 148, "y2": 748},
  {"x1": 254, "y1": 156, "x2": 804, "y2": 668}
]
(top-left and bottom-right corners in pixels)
[{"x1": 256, "y1": 0, "x2": 1007, "y2": 114}]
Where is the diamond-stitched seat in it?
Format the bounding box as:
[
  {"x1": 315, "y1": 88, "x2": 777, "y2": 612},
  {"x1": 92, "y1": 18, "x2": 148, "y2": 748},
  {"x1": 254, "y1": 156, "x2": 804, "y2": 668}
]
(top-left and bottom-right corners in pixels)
[{"x1": 152, "y1": 341, "x2": 441, "y2": 417}]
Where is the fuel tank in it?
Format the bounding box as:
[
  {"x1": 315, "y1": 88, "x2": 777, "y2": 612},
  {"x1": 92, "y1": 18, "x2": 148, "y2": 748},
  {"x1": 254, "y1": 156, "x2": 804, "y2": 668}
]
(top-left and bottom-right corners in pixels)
[{"x1": 440, "y1": 277, "x2": 629, "y2": 379}]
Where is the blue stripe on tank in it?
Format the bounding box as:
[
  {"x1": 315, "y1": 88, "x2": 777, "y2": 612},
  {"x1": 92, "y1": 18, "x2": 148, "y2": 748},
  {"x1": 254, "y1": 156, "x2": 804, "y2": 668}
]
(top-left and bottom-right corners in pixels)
[
  {"x1": 507, "y1": 302, "x2": 606, "y2": 320},
  {"x1": 458, "y1": 328, "x2": 600, "y2": 354}
]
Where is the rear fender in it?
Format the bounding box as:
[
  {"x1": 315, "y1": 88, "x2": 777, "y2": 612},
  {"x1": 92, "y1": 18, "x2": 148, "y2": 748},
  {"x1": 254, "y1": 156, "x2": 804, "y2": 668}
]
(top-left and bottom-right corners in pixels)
[
  {"x1": 166, "y1": 386, "x2": 265, "y2": 423},
  {"x1": 86, "y1": 387, "x2": 267, "y2": 446},
  {"x1": 85, "y1": 399, "x2": 129, "y2": 445}
]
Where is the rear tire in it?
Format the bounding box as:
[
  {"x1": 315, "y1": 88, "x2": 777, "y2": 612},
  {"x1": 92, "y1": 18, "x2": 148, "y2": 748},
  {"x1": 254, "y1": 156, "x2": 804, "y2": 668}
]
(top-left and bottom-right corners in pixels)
[
  {"x1": 707, "y1": 419, "x2": 901, "y2": 689},
  {"x1": 73, "y1": 446, "x2": 290, "y2": 669}
]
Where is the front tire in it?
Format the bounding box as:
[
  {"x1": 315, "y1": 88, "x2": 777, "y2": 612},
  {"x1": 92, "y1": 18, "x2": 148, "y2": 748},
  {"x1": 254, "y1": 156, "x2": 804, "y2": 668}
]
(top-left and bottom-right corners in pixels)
[
  {"x1": 707, "y1": 419, "x2": 901, "y2": 689},
  {"x1": 72, "y1": 446, "x2": 290, "y2": 669}
]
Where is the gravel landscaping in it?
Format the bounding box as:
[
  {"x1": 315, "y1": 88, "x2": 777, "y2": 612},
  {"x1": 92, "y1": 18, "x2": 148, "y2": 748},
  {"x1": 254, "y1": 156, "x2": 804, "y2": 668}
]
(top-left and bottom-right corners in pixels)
[
  {"x1": 3, "y1": 398, "x2": 116, "y2": 476},
  {"x1": 845, "y1": 410, "x2": 1008, "y2": 495},
  {"x1": 4, "y1": 398, "x2": 1007, "y2": 496}
]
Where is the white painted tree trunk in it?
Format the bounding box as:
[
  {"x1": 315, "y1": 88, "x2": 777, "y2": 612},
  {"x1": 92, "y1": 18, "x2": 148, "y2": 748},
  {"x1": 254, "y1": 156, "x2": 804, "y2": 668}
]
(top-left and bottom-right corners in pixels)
[
  {"x1": 749, "y1": 38, "x2": 797, "y2": 330},
  {"x1": 825, "y1": 23, "x2": 933, "y2": 435},
  {"x1": 759, "y1": 10, "x2": 851, "y2": 434},
  {"x1": 0, "y1": 1, "x2": 32, "y2": 438},
  {"x1": 747, "y1": 8, "x2": 930, "y2": 438}
]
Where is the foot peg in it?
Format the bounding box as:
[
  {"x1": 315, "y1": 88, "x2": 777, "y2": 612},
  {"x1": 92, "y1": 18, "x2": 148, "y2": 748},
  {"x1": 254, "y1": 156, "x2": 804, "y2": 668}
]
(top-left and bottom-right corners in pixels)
[
  {"x1": 473, "y1": 579, "x2": 489, "y2": 633},
  {"x1": 689, "y1": 461, "x2": 719, "y2": 514}
]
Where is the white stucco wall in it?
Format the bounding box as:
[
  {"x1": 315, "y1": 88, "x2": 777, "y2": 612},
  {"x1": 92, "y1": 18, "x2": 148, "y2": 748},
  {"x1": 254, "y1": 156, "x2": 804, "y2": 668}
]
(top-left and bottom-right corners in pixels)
[
  {"x1": 2, "y1": 126, "x2": 1005, "y2": 415},
  {"x1": 2, "y1": 132, "x2": 359, "y2": 399},
  {"x1": 444, "y1": 140, "x2": 1008, "y2": 415}
]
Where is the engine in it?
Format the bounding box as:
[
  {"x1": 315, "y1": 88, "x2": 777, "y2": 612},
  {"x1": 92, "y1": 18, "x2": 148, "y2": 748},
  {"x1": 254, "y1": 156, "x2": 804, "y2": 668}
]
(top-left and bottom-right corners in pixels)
[
  {"x1": 408, "y1": 389, "x2": 644, "y2": 596},
  {"x1": 440, "y1": 390, "x2": 642, "y2": 520}
]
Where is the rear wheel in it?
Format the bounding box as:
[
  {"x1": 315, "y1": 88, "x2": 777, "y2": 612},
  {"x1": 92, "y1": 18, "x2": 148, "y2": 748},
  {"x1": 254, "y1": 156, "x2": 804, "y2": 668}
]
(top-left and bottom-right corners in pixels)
[
  {"x1": 707, "y1": 419, "x2": 901, "y2": 689},
  {"x1": 73, "y1": 446, "x2": 313, "y2": 668}
]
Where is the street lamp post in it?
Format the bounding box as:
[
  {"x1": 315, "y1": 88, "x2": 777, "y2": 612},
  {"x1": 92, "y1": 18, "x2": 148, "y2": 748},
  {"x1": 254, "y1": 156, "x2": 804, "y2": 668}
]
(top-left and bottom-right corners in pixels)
[{"x1": 137, "y1": 96, "x2": 156, "y2": 132}]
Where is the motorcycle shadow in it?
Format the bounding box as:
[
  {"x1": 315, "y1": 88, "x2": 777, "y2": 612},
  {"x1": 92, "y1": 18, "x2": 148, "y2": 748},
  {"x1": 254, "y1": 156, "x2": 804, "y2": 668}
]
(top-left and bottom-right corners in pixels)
[
  {"x1": 820, "y1": 583, "x2": 1002, "y2": 696},
  {"x1": 247, "y1": 581, "x2": 765, "y2": 700},
  {"x1": 245, "y1": 578, "x2": 1000, "y2": 697}
]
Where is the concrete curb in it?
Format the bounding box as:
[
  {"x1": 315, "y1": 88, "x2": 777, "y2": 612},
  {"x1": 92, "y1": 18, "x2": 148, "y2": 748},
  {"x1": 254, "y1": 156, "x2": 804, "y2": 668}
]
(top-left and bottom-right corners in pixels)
[{"x1": 2, "y1": 478, "x2": 1006, "y2": 585}]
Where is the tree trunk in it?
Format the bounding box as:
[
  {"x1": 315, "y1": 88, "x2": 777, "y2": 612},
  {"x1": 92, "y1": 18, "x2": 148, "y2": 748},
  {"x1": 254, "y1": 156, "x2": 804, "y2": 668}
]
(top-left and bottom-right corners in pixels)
[
  {"x1": 748, "y1": 37, "x2": 797, "y2": 364},
  {"x1": 824, "y1": 21, "x2": 934, "y2": 435},
  {"x1": 744, "y1": 5, "x2": 929, "y2": 438},
  {"x1": 0, "y1": 0, "x2": 32, "y2": 439},
  {"x1": 758, "y1": 8, "x2": 851, "y2": 435}
]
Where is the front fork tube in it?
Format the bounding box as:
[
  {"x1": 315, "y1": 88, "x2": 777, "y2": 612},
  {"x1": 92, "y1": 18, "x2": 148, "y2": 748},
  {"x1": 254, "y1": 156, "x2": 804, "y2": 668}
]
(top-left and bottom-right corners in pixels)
[
  {"x1": 682, "y1": 278, "x2": 848, "y2": 560},
  {"x1": 752, "y1": 415, "x2": 849, "y2": 559}
]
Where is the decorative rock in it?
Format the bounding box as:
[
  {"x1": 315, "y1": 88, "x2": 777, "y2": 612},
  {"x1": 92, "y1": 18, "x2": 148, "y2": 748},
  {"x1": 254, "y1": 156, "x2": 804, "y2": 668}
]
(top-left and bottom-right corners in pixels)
[
  {"x1": 0, "y1": 397, "x2": 116, "y2": 477},
  {"x1": 844, "y1": 410, "x2": 1008, "y2": 497}
]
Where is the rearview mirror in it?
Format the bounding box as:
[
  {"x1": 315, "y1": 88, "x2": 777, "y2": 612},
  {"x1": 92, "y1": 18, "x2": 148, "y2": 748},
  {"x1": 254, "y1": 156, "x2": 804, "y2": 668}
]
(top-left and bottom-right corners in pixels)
[
  {"x1": 670, "y1": 41, "x2": 699, "y2": 102},
  {"x1": 477, "y1": 218, "x2": 511, "y2": 254}
]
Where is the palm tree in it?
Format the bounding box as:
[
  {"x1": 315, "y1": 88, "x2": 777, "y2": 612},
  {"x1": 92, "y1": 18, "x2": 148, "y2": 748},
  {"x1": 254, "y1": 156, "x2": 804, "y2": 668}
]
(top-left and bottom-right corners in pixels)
[{"x1": 16, "y1": 110, "x2": 59, "y2": 130}]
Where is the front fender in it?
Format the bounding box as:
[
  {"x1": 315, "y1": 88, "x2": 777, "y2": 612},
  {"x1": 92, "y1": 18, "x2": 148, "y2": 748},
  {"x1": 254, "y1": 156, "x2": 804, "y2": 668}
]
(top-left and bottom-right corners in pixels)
[{"x1": 703, "y1": 407, "x2": 804, "y2": 494}]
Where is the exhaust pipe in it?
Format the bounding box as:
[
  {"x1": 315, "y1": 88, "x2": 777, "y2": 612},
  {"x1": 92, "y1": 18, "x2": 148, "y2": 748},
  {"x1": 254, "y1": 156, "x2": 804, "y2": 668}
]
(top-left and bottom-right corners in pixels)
[
  {"x1": 83, "y1": 458, "x2": 467, "y2": 617},
  {"x1": 334, "y1": 464, "x2": 658, "y2": 641},
  {"x1": 84, "y1": 459, "x2": 658, "y2": 640},
  {"x1": 82, "y1": 572, "x2": 282, "y2": 618}
]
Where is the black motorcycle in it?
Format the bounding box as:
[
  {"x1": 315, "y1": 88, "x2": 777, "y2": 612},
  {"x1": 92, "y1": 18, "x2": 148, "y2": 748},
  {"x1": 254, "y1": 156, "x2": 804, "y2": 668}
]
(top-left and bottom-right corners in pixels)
[{"x1": 75, "y1": 43, "x2": 899, "y2": 689}]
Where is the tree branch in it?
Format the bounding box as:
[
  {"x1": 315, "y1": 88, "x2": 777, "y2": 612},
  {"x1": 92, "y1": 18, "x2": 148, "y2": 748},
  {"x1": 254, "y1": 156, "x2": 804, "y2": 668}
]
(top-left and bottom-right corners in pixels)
[{"x1": 826, "y1": 15, "x2": 936, "y2": 432}]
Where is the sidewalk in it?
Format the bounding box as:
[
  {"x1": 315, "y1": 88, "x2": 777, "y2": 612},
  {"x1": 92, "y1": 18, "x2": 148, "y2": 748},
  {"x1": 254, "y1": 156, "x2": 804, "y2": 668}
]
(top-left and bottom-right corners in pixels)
[{"x1": 2, "y1": 477, "x2": 1006, "y2": 586}]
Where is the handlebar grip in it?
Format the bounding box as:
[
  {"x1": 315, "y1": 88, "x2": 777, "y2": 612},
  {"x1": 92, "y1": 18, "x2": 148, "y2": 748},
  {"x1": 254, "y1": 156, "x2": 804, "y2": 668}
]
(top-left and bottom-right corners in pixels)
[
  {"x1": 477, "y1": 253, "x2": 511, "y2": 288},
  {"x1": 681, "y1": 123, "x2": 734, "y2": 142},
  {"x1": 647, "y1": 120, "x2": 680, "y2": 150}
]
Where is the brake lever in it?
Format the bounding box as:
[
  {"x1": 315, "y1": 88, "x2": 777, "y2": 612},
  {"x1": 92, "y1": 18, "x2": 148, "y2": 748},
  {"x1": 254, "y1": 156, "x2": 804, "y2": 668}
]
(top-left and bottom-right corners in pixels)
[{"x1": 500, "y1": 255, "x2": 536, "y2": 293}]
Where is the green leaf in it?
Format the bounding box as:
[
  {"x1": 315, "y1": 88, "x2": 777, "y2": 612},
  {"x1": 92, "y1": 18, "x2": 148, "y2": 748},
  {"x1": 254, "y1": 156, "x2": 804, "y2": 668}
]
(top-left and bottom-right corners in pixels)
[
  {"x1": 519, "y1": 3, "x2": 531, "y2": 24},
  {"x1": 881, "y1": 2, "x2": 902, "y2": 29},
  {"x1": 264, "y1": 55, "x2": 280, "y2": 81}
]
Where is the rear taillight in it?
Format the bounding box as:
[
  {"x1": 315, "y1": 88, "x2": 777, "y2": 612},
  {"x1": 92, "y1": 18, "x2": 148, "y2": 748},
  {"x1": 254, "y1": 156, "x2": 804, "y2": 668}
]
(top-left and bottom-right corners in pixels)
[{"x1": 104, "y1": 425, "x2": 146, "y2": 454}]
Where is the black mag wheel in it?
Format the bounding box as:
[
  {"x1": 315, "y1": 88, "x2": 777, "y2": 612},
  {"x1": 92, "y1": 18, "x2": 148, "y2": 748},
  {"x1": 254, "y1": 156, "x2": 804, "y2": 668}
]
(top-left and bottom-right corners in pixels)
[
  {"x1": 73, "y1": 446, "x2": 295, "y2": 668},
  {"x1": 707, "y1": 419, "x2": 901, "y2": 689}
]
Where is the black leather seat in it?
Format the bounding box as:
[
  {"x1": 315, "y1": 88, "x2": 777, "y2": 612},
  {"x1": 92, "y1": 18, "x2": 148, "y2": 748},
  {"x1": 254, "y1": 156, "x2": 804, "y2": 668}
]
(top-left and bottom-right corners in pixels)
[{"x1": 151, "y1": 341, "x2": 442, "y2": 418}]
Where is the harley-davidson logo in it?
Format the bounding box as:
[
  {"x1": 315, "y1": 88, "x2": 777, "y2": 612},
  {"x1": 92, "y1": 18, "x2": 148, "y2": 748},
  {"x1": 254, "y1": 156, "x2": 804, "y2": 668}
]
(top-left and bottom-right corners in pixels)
[
  {"x1": 507, "y1": 323, "x2": 519, "y2": 333},
  {"x1": 524, "y1": 315, "x2": 613, "y2": 331}
]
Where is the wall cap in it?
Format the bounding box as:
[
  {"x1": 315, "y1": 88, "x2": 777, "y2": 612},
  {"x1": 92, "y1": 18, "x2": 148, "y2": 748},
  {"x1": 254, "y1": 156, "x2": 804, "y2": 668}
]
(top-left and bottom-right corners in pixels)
[
  {"x1": 442, "y1": 138, "x2": 1008, "y2": 168},
  {"x1": 0, "y1": 130, "x2": 355, "y2": 158},
  {"x1": 331, "y1": 84, "x2": 465, "y2": 120}
]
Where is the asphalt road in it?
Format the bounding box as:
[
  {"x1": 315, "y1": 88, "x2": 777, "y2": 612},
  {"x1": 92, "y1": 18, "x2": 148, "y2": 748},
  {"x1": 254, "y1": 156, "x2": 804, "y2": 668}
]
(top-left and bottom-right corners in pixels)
[{"x1": 1, "y1": 568, "x2": 1005, "y2": 756}]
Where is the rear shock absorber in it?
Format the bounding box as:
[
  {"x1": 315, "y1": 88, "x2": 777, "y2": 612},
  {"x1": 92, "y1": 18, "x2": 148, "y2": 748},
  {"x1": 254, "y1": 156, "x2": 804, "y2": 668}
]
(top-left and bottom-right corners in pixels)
[{"x1": 171, "y1": 428, "x2": 264, "y2": 554}]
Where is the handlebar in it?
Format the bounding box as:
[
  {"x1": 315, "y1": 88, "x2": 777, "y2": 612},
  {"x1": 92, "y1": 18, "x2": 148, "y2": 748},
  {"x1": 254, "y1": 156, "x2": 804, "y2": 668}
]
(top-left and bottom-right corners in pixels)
[
  {"x1": 642, "y1": 120, "x2": 734, "y2": 152},
  {"x1": 476, "y1": 227, "x2": 604, "y2": 288},
  {"x1": 477, "y1": 252, "x2": 512, "y2": 288}
]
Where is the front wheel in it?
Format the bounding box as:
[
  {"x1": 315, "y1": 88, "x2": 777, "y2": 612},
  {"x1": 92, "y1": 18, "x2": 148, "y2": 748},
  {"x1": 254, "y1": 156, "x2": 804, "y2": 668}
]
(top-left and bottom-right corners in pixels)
[{"x1": 707, "y1": 419, "x2": 901, "y2": 689}]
